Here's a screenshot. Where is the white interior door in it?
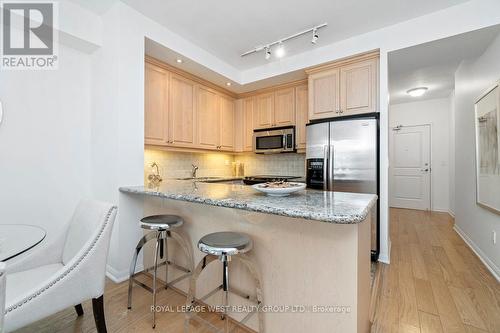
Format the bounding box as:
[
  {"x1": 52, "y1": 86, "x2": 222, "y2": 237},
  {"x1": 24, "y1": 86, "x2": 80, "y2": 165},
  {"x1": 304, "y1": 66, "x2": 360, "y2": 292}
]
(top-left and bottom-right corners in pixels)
[{"x1": 389, "y1": 124, "x2": 431, "y2": 210}]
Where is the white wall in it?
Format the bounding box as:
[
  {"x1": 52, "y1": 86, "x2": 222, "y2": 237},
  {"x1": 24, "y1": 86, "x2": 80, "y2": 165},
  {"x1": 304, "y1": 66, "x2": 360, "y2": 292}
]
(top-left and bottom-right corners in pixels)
[
  {"x1": 389, "y1": 98, "x2": 451, "y2": 212},
  {"x1": 453, "y1": 32, "x2": 500, "y2": 278},
  {"x1": 0, "y1": 44, "x2": 92, "y2": 241},
  {"x1": 449, "y1": 91, "x2": 456, "y2": 215}
]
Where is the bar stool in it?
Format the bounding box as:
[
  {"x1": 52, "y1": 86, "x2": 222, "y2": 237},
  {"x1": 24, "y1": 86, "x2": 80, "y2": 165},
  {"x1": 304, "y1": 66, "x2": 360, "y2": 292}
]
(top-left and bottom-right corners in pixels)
[
  {"x1": 128, "y1": 214, "x2": 194, "y2": 329},
  {"x1": 185, "y1": 232, "x2": 264, "y2": 333}
]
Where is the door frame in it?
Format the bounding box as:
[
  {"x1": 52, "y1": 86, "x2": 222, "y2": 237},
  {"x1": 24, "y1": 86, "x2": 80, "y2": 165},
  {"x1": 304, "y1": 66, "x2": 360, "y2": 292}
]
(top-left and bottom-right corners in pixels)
[{"x1": 389, "y1": 122, "x2": 433, "y2": 211}]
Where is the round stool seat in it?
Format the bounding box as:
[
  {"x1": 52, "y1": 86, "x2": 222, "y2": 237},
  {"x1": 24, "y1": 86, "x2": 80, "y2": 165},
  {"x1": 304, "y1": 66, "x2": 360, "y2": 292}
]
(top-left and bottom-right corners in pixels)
[
  {"x1": 140, "y1": 214, "x2": 184, "y2": 230},
  {"x1": 198, "y1": 232, "x2": 253, "y2": 256}
]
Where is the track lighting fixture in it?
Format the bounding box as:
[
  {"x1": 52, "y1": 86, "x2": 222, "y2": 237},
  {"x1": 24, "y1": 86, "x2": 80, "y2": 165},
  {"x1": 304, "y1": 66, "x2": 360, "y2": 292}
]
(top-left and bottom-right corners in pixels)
[
  {"x1": 241, "y1": 23, "x2": 327, "y2": 59},
  {"x1": 311, "y1": 28, "x2": 319, "y2": 44}
]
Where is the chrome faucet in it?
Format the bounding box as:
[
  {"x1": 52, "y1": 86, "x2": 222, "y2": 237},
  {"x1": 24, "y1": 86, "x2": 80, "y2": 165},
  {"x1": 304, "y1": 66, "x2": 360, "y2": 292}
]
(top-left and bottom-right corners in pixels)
[
  {"x1": 191, "y1": 164, "x2": 199, "y2": 178},
  {"x1": 147, "y1": 162, "x2": 162, "y2": 187}
]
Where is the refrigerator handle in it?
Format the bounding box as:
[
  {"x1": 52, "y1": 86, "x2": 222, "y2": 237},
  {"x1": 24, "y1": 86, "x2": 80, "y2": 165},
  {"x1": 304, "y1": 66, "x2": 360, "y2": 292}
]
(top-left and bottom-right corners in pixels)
[
  {"x1": 328, "y1": 145, "x2": 334, "y2": 190},
  {"x1": 323, "y1": 145, "x2": 329, "y2": 191}
]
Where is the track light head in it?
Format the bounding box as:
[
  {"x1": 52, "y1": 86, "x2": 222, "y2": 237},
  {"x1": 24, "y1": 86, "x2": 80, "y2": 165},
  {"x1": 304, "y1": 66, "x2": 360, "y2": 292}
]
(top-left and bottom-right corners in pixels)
[
  {"x1": 275, "y1": 43, "x2": 285, "y2": 58},
  {"x1": 311, "y1": 28, "x2": 319, "y2": 44},
  {"x1": 265, "y1": 46, "x2": 271, "y2": 60}
]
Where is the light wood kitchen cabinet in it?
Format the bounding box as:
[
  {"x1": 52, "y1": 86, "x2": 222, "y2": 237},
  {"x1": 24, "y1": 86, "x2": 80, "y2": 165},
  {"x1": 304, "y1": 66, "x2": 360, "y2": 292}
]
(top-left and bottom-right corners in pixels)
[
  {"x1": 254, "y1": 92, "x2": 274, "y2": 129},
  {"x1": 274, "y1": 87, "x2": 295, "y2": 126},
  {"x1": 307, "y1": 52, "x2": 379, "y2": 121},
  {"x1": 308, "y1": 68, "x2": 340, "y2": 120},
  {"x1": 295, "y1": 84, "x2": 308, "y2": 150},
  {"x1": 196, "y1": 86, "x2": 220, "y2": 150},
  {"x1": 219, "y1": 95, "x2": 235, "y2": 151},
  {"x1": 144, "y1": 63, "x2": 169, "y2": 145},
  {"x1": 340, "y1": 58, "x2": 378, "y2": 116},
  {"x1": 168, "y1": 73, "x2": 196, "y2": 147},
  {"x1": 242, "y1": 97, "x2": 255, "y2": 152}
]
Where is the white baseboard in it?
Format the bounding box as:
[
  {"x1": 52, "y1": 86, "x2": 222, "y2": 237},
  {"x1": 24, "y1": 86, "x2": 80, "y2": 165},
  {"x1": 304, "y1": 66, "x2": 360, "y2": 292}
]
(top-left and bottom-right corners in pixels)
[
  {"x1": 453, "y1": 224, "x2": 500, "y2": 282},
  {"x1": 106, "y1": 264, "x2": 129, "y2": 283},
  {"x1": 378, "y1": 240, "x2": 391, "y2": 264}
]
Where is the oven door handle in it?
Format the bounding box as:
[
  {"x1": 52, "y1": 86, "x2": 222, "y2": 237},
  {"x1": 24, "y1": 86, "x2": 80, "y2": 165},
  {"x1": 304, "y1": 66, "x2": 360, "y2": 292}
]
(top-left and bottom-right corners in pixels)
[{"x1": 283, "y1": 134, "x2": 287, "y2": 150}]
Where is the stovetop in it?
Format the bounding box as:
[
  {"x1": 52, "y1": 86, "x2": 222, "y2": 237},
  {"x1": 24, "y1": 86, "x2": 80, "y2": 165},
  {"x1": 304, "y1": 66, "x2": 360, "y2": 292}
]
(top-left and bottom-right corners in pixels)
[{"x1": 243, "y1": 175, "x2": 301, "y2": 185}]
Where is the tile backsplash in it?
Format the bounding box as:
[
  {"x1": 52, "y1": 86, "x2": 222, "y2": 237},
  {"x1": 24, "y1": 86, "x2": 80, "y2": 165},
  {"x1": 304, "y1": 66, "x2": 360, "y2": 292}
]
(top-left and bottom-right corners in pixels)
[
  {"x1": 144, "y1": 149, "x2": 234, "y2": 181},
  {"x1": 144, "y1": 148, "x2": 305, "y2": 183},
  {"x1": 234, "y1": 153, "x2": 305, "y2": 177}
]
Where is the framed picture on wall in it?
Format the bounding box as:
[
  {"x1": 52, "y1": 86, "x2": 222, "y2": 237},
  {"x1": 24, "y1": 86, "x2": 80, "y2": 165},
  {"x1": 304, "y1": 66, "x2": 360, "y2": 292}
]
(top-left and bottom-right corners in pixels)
[{"x1": 474, "y1": 81, "x2": 500, "y2": 214}]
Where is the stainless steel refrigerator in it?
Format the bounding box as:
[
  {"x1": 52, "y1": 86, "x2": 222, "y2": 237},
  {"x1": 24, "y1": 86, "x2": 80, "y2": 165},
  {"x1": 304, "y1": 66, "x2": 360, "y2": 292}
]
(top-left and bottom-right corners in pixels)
[{"x1": 306, "y1": 114, "x2": 379, "y2": 261}]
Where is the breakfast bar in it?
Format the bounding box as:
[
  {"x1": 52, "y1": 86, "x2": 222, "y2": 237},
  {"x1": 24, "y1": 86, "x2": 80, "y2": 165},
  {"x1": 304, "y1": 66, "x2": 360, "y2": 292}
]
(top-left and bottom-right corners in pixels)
[{"x1": 118, "y1": 180, "x2": 377, "y2": 333}]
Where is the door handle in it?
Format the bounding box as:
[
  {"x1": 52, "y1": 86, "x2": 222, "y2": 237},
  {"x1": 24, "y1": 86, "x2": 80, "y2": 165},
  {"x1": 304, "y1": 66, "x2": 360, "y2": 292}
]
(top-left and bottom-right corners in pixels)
[
  {"x1": 323, "y1": 145, "x2": 328, "y2": 191},
  {"x1": 421, "y1": 168, "x2": 429, "y2": 172}
]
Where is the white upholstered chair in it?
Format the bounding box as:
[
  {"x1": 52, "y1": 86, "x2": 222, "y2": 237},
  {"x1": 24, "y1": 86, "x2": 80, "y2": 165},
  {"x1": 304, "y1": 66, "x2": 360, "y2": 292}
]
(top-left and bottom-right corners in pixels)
[{"x1": 3, "y1": 200, "x2": 117, "y2": 333}]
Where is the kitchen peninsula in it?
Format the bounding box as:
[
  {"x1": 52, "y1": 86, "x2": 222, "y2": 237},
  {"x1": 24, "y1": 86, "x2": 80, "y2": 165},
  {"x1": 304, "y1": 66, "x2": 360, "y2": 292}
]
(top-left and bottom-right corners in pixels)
[{"x1": 119, "y1": 180, "x2": 377, "y2": 333}]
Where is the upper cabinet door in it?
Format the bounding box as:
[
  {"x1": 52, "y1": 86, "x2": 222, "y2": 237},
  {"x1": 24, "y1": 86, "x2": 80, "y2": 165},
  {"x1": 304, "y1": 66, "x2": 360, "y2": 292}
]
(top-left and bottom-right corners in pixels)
[
  {"x1": 144, "y1": 63, "x2": 168, "y2": 145},
  {"x1": 169, "y1": 74, "x2": 195, "y2": 147},
  {"x1": 274, "y1": 87, "x2": 295, "y2": 127},
  {"x1": 197, "y1": 86, "x2": 220, "y2": 149},
  {"x1": 219, "y1": 95, "x2": 235, "y2": 151},
  {"x1": 308, "y1": 68, "x2": 340, "y2": 120},
  {"x1": 340, "y1": 58, "x2": 378, "y2": 116},
  {"x1": 295, "y1": 84, "x2": 308, "y2": 150},
  {"x1": 254, "y1": 92, "x2": 274, "y2": 129},
  {"x1": 242, "y1": 97, "x2": 255, "y2": 152}
]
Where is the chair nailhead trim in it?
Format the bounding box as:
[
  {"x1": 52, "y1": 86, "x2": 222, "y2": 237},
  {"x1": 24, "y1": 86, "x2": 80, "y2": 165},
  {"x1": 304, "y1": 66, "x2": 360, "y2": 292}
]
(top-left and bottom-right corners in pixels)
[{"x1": 5, "y1": 206, "x2": 117, "y2": 314}]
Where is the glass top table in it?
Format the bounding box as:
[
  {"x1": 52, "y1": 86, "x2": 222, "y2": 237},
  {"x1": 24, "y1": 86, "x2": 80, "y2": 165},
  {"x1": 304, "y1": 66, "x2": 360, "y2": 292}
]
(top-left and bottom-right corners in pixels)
[{"x1": 0, "y1": 224, "x2": 46, "y2": 262}]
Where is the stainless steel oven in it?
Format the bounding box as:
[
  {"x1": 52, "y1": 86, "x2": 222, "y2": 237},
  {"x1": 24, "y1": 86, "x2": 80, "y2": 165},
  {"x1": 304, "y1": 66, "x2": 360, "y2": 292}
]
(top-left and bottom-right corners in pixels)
[{"x1": 253, "y1": 126, "x2": 295, "y2": 154}]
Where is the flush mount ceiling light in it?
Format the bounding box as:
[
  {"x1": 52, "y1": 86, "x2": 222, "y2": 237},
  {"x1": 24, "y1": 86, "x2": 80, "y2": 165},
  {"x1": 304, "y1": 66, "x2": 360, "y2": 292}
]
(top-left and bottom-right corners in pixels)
[
  {"x1": 241, "y1": 23, "x2": 327, "y2": 60},
  {"x1": 226, "y1": 82, "x2": 232, "y2": 86},
  {"x1": 407, "y1": 87, "x2": 428, "y2": 97},
  {"x1": 176, "y1": 58, "x2": 183, "y2": 63}
]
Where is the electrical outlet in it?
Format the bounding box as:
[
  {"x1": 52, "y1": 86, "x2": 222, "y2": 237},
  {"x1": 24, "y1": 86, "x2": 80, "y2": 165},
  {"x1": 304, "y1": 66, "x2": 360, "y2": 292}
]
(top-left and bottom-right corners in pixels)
[{"x1": 493, "y1": 231, "x2": 497, "y2": 245}]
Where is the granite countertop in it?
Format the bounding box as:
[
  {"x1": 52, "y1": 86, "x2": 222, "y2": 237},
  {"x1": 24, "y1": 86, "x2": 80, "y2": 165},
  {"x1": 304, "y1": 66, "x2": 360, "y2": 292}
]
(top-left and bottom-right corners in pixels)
[{"x1": 119, "y1": 180, "x2": 377, "y2": 224}]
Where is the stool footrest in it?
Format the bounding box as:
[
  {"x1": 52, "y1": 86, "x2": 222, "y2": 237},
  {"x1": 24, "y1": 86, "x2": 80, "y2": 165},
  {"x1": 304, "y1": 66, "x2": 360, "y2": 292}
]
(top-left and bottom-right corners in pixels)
[
  {"x1": 229, "y1": 286, "x2": 260, "y2": 304},
  {"x1": 166, "y1": 260, "x2": 191, "y2": 273},
  {"x1": 130, "y1": 260, "x2": 192, "y2": 294},
  {"x1": 199, "y1": 284, "x2": 223, "y2": 302}
]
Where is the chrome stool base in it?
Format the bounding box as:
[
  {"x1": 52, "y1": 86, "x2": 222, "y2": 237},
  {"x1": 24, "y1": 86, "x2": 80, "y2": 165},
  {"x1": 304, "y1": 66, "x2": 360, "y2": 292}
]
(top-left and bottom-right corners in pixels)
[
  {"x1": 185, "y1": 232, "x2": 264, "y2": 333},
  {"x1": 127, "y1": 218, "x2": 194, "y2": 329}
]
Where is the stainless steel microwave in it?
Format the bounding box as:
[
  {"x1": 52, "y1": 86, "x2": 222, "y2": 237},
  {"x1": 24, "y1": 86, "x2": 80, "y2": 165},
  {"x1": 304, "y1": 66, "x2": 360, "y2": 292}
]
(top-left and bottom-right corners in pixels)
[{"x1": 253, "y1": 126, "x2": 295, "y2": 154}]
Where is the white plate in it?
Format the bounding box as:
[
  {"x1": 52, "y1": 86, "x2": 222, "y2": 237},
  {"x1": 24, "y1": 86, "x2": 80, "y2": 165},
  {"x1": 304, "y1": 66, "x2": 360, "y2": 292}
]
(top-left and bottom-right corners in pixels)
[{"x1": 252, "y1": 182, "x2": 306, "y2": 197}]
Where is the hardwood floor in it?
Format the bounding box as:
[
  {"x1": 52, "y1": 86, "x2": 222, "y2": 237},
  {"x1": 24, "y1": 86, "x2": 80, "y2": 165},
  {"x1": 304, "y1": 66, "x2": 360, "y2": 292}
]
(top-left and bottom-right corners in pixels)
[
  {"x1": 15, "y1": 274, "x2": 251, "y2": 333},
  {"x1": 371, "y1": 208, "x2": 500, "y2": 333},
  {"x1": 14, "y1": 208, "x2": 499, "y2": 333}
]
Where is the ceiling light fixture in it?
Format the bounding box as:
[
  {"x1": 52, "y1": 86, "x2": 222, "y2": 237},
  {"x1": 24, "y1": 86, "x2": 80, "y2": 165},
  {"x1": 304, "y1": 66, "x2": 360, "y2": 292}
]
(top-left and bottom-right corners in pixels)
[
  {"x1": 226, "y1": 82, "x2": 232, "y2": 86},
  {"x1": 275, "y1": 43, "x2": 285, "y2": 58},
  {"x1": 241, "y1": 23, "x2": 327, "y2": 58},
  {"x1": 407, "y1": 87, "x2": 428, "y2": 97},
  {"x1": 311, "y1": 28, "x2": 319, "y2": 44},
  {"x1": 176, "y1": 58, "x2": 183, "y2": 63},
  {"x1": 265, "y1": 46, "x2": 271, "y2": 60}
]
